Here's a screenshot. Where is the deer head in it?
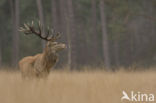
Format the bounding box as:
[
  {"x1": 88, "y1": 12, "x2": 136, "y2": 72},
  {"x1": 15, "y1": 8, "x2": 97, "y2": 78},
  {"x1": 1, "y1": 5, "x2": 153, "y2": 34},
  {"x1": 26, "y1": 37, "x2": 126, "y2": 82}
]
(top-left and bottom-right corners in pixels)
[{"x1": 19, "y1": 21, "x2": 66, "y2": 53}]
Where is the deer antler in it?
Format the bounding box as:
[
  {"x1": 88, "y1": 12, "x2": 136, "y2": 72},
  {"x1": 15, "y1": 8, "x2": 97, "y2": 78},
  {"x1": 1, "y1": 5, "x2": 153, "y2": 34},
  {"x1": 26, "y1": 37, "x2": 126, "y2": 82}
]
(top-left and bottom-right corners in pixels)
[{"x1": 19, "y1": 21, "x2": 61, "y2": 41}]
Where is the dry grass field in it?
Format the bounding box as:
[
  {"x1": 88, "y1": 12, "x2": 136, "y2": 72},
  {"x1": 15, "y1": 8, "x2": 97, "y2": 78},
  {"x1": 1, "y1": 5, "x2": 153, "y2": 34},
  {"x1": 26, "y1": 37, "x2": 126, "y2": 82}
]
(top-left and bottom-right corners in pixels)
[{"x1": 0, "y1": 68, "x2": 156, "y2": 103}]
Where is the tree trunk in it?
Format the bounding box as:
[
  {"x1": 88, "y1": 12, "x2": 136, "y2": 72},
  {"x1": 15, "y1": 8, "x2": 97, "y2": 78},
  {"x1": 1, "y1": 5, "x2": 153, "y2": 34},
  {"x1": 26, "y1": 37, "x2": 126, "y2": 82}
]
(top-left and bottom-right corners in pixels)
[
  {"x1": 66, "y1": 0, "x2": 76, "y2": 69},
  {"x1": 11, "y1": 0, "x2": 20, "y2": 67},
  {"x1": 51, "y1": 0, "x2": 58, "y2": 31},
  {"x1": 59, "y1": 0, "x2": 67, "y2": 34},
  {"x1": 64, "y1": 0, "x2": 72, "y2": 69},
  {"x1": 36, "y1": 0, "x2": 46, "y2": 48},
  {"x1": 113, "y1": 41, "x2": 120, "y2": 67},
  {"x1": 59, "y1": 0, "x2": 72, "y2": 69},
  {"x1": 99, "y1": 0, "x2": 111, "y2": 69},
  {"x1": 57, "y1": 0, "x2": 72, "y2": 67},
  {"x1": 0, "y1": 43, "x2": 2, "y2": 67},
  {"x1": 51, "y1": 0, "x2": 62, "y2": 32},
  {"x1": 91, "y1": 0, "x2": 99, "y2": 64}
]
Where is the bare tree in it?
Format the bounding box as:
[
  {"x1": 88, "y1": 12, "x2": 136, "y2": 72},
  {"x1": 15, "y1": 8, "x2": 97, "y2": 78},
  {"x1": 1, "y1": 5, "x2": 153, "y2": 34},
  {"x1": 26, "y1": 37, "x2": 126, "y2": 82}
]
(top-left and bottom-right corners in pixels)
[
  {"x1": 59, "y1": 0, "x2": 67, "y2": 34},
  {"x1": 57, "y1": 0, "x2": 75, "y2": 69},
  {"x1": 113, "y1": 40, "x2": 120, "y2": 67},
  {"x1": 51, "y1": 0, "x2": 61, "y2": 31},
  {"x1": 56, "y1": 0, "x2": 69, "y2": 67},
  {"x1": 0, "y1": 43, "x2": 2, "y2": 67},
  {"x1": 99, "y1": 0, "x2": 111, "y2": 69},
  {"x1": 64, "y1": 0, "x2": 72, "y2": 69},
  {"x1": 36, "y1": 0, "x2": 46, "y2": 48},
  {"x1": 66, "y1": 0, "x2": 77, "y2": 69},
  {"x1": 10, "y1": 0, "x2": 20, "y2": 67},
  {"x1": 91, "y1": 0, "x2": 99, "y2": 64}
]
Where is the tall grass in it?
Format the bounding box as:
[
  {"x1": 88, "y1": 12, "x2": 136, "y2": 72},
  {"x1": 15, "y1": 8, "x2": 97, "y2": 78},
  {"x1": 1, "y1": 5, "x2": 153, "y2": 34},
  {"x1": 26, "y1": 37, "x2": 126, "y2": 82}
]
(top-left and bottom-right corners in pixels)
[{"x1": 0, "y1": 69, "x2": 155, "y2": 103}]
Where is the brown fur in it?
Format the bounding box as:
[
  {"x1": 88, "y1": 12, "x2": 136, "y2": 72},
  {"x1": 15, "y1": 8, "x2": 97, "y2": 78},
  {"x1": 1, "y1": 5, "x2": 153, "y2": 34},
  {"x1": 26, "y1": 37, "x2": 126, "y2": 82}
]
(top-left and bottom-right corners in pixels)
[{"x1": 19, "y1": 41, "x2": 66, "y2": 78}]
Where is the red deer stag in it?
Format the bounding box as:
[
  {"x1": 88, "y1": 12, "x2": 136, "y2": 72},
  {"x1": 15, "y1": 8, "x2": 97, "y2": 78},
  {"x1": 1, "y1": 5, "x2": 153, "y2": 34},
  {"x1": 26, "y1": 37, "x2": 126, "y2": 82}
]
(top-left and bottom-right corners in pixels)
[{"x1": 19, "y1": 21, "x2": 66, "y2": 78}]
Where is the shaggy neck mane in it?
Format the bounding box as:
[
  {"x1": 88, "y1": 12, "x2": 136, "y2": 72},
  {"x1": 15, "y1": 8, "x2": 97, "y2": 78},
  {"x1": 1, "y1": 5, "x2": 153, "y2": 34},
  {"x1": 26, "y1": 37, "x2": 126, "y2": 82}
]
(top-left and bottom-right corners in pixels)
[{"x1": 42, "y1": 47, "x2": 57, "y2": 69}]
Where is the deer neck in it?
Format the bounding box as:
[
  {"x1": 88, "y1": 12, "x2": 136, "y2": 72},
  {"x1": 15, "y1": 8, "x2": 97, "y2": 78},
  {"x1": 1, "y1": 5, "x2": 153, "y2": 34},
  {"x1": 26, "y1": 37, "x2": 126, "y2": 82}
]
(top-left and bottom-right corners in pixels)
[{"x1": 42, "y1": 48, "x2": 58, "y2": 69}]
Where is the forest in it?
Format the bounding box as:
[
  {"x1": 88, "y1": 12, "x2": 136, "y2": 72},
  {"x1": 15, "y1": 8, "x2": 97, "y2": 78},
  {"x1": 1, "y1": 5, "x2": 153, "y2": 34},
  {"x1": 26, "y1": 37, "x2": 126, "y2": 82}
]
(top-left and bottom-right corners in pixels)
[
  {"x1": 0, "y1": 1, "x2": 156, "y2": 103},
  {"x1": 0, "y1": 0, "x2": 156, "y2": 70}
]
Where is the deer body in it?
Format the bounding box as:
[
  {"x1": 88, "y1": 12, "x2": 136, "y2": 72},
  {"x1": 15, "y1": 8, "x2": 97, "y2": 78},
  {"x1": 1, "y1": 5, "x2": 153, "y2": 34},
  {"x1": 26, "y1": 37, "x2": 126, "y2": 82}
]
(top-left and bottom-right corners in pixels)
[
  {"x1": 19, "y1": 21, "x2": 66, "y2": 78},
  {"x1": 19, "y1": 50, "x2": 58, "y2": 78}
]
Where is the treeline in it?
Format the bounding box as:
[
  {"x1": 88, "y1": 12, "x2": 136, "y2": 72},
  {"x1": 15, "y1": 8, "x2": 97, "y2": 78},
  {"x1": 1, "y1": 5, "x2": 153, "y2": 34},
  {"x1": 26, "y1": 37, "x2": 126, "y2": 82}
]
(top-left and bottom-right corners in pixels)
[{"x1": 0, "y1": 0, "x2": 156, "y2": 70}]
